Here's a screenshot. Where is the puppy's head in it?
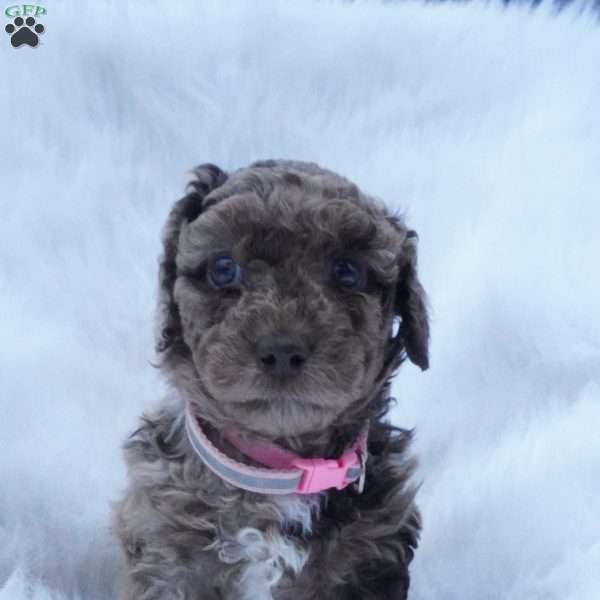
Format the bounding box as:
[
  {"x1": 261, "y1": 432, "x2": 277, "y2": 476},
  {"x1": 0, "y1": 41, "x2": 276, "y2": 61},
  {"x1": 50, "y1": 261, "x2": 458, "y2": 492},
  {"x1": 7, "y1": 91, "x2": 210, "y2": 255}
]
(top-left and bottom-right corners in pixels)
[{"x1": 157, "y1": 161, "x2": 428, "y2": 438}]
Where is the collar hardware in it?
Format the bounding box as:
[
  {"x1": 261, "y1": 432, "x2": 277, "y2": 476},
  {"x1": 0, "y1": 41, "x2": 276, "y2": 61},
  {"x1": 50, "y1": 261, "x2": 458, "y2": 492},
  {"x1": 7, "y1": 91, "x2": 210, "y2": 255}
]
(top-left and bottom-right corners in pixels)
[{"x1": 292, "y1": 452, "x2": 358, "y2": 494}]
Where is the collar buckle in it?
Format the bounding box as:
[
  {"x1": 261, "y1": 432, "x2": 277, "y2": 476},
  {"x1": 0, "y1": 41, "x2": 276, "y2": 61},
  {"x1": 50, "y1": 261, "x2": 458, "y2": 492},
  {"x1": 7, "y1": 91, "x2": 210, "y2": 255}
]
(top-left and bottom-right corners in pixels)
[{"x1": 292, "y1": 451, "x2": 357, "y2": 494}]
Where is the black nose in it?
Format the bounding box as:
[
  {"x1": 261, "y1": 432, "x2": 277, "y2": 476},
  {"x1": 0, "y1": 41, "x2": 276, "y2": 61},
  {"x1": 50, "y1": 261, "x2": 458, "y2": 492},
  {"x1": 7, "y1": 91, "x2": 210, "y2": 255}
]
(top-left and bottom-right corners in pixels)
[{"x1": 256, "y1": 335, "x2": 309, "y2": 378}]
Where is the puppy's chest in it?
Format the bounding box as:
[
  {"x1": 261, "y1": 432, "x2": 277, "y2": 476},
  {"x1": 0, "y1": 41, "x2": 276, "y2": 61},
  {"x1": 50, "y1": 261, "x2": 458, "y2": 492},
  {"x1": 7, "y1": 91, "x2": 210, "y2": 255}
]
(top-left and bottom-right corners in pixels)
[{"x1": 211, "y1": 494, "x2": 319, "y2": 600}]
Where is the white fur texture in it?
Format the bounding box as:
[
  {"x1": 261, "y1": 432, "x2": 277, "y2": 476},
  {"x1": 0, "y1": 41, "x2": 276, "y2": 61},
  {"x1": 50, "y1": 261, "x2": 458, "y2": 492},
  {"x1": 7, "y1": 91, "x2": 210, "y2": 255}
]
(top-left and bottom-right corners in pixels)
[
  {"x1": 1, "y1": 1, "x2": 600, "y2": 599},
  {"x1": 219, "y1": 527, "x2": 308, "y2": 600},
  {"x1": 270, "y1": 494, "x2": 321, "y2": 535},
  {"x1": 216, "y1": 496, "x2": 317, "y2": 599}
]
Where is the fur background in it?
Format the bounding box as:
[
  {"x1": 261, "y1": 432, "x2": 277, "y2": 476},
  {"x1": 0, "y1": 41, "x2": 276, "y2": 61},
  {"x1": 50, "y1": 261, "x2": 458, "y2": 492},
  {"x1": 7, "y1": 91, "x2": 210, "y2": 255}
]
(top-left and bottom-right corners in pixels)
[{"x1": 1, "y1": 1, "x2": 599, "y2": 598}]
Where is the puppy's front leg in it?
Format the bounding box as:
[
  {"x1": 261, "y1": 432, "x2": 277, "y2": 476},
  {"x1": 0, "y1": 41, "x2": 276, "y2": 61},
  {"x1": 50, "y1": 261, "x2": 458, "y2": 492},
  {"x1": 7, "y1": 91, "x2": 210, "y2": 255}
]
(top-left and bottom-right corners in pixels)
[
  {"x1": 116, "y1": 549, "x2": 224, "y2": 600},
  {"x1": 310, "y1": 445, "x2": 421, "y2": 600},
  {"x1": 332, "y1": 556, "x2": 413, "y2": 600},
  {"x1": 113, "y1": 488, "x2": 223, "y2": 600}
]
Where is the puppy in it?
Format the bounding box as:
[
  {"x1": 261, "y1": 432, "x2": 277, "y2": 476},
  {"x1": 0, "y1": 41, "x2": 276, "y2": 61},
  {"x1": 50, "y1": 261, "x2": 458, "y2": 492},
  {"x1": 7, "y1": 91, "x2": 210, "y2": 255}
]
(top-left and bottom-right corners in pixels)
[{"x1": 113, "y1": 160, "x2": 429, "y2": 600}]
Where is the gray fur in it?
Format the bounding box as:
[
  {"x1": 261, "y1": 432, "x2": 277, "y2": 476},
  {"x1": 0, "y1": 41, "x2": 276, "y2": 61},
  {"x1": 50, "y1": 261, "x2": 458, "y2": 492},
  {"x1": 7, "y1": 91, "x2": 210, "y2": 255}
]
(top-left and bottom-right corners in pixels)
[{"x1": 112, "y1": 160, "x2": 429, "y2": 599}]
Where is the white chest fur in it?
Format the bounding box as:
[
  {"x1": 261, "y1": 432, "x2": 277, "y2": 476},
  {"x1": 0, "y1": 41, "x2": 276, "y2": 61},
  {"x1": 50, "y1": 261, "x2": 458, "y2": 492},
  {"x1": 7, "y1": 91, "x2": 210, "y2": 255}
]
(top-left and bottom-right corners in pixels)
[{"x1": 215, "y1": 494, "x2": 321, "y2": 599}]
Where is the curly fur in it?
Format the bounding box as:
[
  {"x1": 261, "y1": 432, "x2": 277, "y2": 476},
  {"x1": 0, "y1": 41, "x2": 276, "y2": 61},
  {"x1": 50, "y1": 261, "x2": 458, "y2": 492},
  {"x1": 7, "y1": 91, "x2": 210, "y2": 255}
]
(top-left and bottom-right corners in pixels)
[{"x1": 112, "y1": 160, "x2": 430, "y2": 599}]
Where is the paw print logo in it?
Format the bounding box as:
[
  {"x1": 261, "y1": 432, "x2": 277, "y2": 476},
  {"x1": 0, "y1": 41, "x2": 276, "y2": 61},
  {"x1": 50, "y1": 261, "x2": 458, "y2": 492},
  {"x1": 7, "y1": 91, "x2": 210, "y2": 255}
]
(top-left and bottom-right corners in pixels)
[{"x1": 5, "y1": 16, "x2": 44, "y2": 48}]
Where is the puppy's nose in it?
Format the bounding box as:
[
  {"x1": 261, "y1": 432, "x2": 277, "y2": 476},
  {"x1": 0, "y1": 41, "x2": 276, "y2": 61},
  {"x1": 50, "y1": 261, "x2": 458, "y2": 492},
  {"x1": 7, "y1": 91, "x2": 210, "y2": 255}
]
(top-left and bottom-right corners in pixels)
[{"x1": 256, "y1": 335, "x2": 309, "y2": 378}]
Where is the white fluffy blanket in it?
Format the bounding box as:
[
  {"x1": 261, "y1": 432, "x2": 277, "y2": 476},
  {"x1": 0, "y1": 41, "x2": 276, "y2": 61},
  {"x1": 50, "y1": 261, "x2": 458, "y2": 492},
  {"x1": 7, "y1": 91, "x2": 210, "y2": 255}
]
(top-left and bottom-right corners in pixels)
[{"x1": 1, "y1": 1, "x2": 599, "y2": 598}]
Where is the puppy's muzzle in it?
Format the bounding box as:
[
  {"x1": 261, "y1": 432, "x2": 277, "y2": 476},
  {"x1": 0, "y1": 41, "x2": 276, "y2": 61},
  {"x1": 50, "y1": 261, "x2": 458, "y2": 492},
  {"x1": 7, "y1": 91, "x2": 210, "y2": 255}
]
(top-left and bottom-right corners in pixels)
[{"x1": 256, "y1": 335, "x2": 309, "y2": 379}]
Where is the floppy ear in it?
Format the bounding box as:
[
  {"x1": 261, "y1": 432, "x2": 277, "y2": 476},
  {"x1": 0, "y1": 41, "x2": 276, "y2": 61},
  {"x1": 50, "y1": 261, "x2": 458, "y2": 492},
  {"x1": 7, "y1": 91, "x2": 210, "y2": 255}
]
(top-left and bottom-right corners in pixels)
[
  {"x1": 395, "y1": 231, "x2": 430, "y2": 370},
  {"x1": 382, "y1": 230, "x2": 430, "y2": 374},
  {"x1": 156, "y1": 164, "x2": 228, "y2": 358}
]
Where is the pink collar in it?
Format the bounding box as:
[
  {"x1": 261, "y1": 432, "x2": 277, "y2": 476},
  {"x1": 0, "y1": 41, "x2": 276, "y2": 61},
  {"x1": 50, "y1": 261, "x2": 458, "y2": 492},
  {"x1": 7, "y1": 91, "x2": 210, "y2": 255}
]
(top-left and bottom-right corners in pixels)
[{"x1": 184, "y1": 403, "x2": 368, "y2": 495}]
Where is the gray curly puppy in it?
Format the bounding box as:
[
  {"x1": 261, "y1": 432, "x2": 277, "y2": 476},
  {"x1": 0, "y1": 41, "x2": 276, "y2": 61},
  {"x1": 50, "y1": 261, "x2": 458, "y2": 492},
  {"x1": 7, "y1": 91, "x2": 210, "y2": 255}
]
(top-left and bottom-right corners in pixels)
[{"x1": 112, "y1": 160, "x2": 430, "y2": 600}]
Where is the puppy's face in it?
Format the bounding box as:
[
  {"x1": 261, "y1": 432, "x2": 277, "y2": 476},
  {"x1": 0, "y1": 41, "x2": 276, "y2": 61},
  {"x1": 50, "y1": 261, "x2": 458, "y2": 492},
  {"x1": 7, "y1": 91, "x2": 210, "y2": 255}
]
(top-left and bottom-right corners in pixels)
[{"x1": 160, "y1": 164, "x2": 428, "y2": 438}]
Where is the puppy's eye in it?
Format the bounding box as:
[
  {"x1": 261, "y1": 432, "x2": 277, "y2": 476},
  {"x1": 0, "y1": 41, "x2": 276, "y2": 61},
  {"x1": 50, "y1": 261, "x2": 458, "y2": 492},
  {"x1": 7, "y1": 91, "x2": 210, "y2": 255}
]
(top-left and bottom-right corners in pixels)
[
  {"x1": 332, "y1": 258, "x2": 363, "y2": 289},
  {"x1": 208, "y1": 256, "x2": 241, "y2": 288}
]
